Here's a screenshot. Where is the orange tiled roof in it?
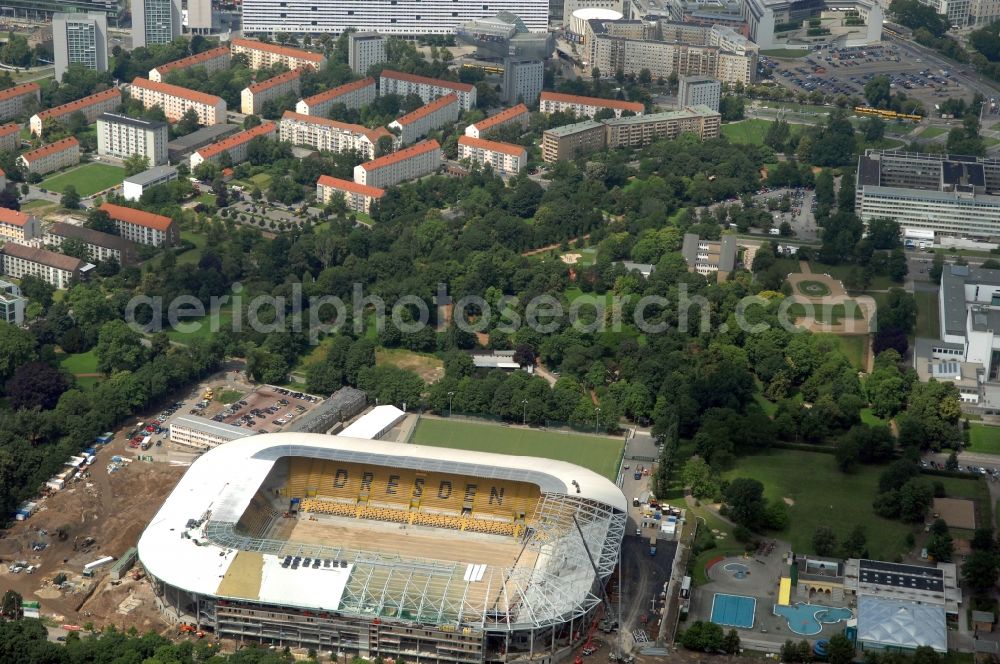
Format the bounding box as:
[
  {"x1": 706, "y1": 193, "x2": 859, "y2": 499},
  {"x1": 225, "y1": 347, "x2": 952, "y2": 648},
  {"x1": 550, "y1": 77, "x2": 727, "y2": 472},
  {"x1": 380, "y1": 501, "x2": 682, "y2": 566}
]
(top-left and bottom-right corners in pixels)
[
  {"x1": 392, "y1": 94, "x2": 457, "y2": 126},
  {"x1": 153, "y1": 46, "x2": 230, "y2": 76},
  {"x1": 231, "y1": 38, "x2": 326, "y2": 63},
  {"x1": 130, "y1": 78, "x2": 224, "y2": 107},
  {"x1": 21, "y1": 136, "x2": 79, "y2": 162},
  {"x1": 99, "y1": 202, "x2": 173, "y2": 231},
  {"x1": 359, "y1": 138, "x2": 440, "y2": 172},
  {"x1": 458, "y1": 134, "x2": 527, "y2": 157},
  {"x1": 472, "y1": 103, "x2": 529, "y2": 132},
  {"x1": 0, "y1": 82, "x2": 39, "y2": 102},
  {"x1": 196, "y1": 122, "x2": 276, "y2": 159},
  {"x1": 35, "y1": 88, "x2": 120, "y2": 121},
  {"x1": 540, "y1": 91, "x2": 644, "y2": 113},
  {"x1": 0, "y1": 207, "x2": 31, "y2": 226},
  {"x1": 247, "y1": 68, "x2": 304, "y2": 94},
  {"x1": 0, "y1": 123, "x2": 20, "y2": 137},
  {"x1": 300, "y1": 77, "x2": 375, "y2": 107},
  {"x1": 280, "y1": 111, "x2": 388, "y2": 143},
  {"x1": 317, "y1": 174, "x2": 385, "y2": 198}
]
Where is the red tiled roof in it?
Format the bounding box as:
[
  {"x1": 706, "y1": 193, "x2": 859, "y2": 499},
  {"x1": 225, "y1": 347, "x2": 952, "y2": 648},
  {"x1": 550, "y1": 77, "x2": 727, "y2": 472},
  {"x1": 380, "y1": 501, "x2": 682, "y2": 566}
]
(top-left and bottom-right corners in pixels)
[
  {"x1": 247, "y1": 68, "x2": 304, "y2": 94},
  {"x1": 472, "y1": 103, "x2": 529, "y2": 133},
  {"x1": 280, "y1": 111, "x2": 388, "y2": 143},
  {"x1": 0, "y1": 123, "x2": 21, "y2": 138},
  {"x1": 152, "y1": 46, "x2": 230, "y2": 76},
  {"x1": 196, "y1": 122, "x2": 276, "y2": 159},
  {"x1": 300, "y1": 77, "x2": 375, "y2": 107},
  {"x1": 99, "y1": 202, "x2": 173, "y2": 231},
  {"x1": 380, "y1": 70, "x2": 473, "y2": 93},
  {"x1": 130, "y1": 78, "x2": 224, "y2": 107},
  {"x1": 21, "y1": 136, "x2": 78, "y2": 162},
  {"x1": 392, "y1": 94, "x2": 457, "y2": 126},
  {"x1": 0, "y1": 207, "x2": 30, "y2": 226},
  {"x1": 359, "y1": 139, "x2": 440, "y2": 172},
  {"x1": 0, "y1": 82, "x2": 39, "y2": 103},
  {"x1": 231, "y1": 38, "x2": 326, "y2": 64},
  {"x1": 34, "y1": 88, "x2": 120, "y2": 121},
  {"x1": 540, "y1": 91, "x2": 644, "y2": 113},
  {"x1": 458, "y1": 135, "x2": 527, "y2": 157},
  {"x1": 317, "y1": 175, "x2": 385, "y2": 198}
]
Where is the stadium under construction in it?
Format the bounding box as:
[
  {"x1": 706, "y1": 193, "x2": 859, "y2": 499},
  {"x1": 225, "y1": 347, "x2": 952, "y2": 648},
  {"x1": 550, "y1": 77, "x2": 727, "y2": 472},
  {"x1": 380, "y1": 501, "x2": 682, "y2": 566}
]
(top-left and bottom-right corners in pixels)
[{"x1": 137, "y1": 433, "x2": 628, "y2": 662}]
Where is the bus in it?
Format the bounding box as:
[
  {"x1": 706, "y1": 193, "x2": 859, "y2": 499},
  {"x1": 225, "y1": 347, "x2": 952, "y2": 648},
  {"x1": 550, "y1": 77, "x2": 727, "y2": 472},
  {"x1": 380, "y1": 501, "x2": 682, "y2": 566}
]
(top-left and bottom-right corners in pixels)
[{"x1": 680, "y1": 576, "x2": 692, "y2": 599}]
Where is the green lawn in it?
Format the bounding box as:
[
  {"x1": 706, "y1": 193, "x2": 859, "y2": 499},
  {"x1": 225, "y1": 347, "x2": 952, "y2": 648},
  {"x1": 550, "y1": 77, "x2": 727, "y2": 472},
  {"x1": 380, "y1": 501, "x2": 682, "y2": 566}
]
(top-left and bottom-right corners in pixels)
[
  {"x1": 915, "y1": 290, "x2": 940, "y2": 339},
  {"x1": 919, "y1": 126, "x2": 949, "y2": 140},
  {"x1": 175, "y1": 230, "x2": 208, "y2": 267},
  {"x1": 42, "y1": 163, "x2": 125, "y2": 197},
  {"x1": 411, "y1": 417, "x2": 624, "y2": 481},
  {"x1": 754, "y1": 390, "x2": 778, "y2": 417},
  {"x1": 860, "y1": 408, "x2": 886, "y2": 426},
  {"x1": 832, "y1": 334, "x2": 868, "y2": 371},
  {"x1": 984, "y1": 136, "x2": 1000, "y2": 148},
  {"x1": 216, "y1": 389, "x2": 244, "y2": 404},
  {"x1": 813, "y1": 262, "x2": 896, "y2": 291},
  {"x1": 722, "y1": 119, "x2": 776, "y2": 146},
  {"x1": 723, "y1": 449, "x2": 913, "y2": 560},
  {"x1": 59, "y1": 349, "x2": 99, "y2": 374},
  {"x1": 788, "y1": 301, "x2": 864, "y2": 324},
  {"x1": 968, "y1": 423, "x2": 1000, "y2": 455},
  {"x1": 163, "y1": 304, "x2": 233, "y2": 344},
  {"x1": 21, "y1": 199, "x2": 55, "y2": 211}
]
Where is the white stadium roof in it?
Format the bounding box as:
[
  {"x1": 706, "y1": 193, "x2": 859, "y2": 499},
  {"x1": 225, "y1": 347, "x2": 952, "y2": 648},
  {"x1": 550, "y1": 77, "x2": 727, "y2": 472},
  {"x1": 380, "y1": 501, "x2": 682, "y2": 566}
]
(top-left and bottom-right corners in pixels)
[{"x1": 137, "y1": 433, "x2": 626, "y2": 631}]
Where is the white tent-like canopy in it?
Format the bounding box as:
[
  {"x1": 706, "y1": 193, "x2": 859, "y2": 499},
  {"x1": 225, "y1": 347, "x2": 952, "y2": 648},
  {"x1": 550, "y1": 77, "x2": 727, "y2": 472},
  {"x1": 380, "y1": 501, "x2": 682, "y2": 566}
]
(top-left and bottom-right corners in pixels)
[{"x1": 857, "y1": 596, "x2": 947, "y2": 653}]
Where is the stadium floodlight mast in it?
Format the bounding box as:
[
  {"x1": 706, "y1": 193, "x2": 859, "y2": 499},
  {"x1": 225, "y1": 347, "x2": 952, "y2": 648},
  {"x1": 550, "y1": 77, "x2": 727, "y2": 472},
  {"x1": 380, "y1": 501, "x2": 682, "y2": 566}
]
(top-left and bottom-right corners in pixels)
[
  {"x1": 594, "y1": 407, "x2": 601, "y2": 433},
  {"x1": 522, "y1": 399, "x2": 529, "y2": 426},
  {"x1": 448, "y1": 391, "x2": 454, "y2": 417}
]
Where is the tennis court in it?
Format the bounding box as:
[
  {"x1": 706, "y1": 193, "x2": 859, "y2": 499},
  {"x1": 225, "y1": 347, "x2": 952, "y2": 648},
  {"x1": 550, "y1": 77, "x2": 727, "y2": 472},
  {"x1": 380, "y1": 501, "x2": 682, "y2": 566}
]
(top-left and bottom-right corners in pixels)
[{"x1": 711, "y1": 593, "x2": 757, "y2": 629}]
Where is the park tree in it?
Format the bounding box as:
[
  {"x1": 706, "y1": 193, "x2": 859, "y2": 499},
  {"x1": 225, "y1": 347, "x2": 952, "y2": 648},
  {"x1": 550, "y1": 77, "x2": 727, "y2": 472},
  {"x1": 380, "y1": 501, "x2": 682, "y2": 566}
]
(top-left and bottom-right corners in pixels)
[
  {"x1": 5, "y1": 361, "x2": 68, "y2": 410},
  {"x1": 175, "y1": 107, "x2": 201, "y2": 135},
  {"x1": 0, "y1": 589, "x2": 22, "y2": 619},
  {"x1": 825, "y1": 633, "x2": 855, "y2": 664},
  {"x1": 58, "y1": 237, "x2": 91, "y2": 261},
  {"x1": 841, "y1": 525, "x2": 868, "y2": 558},
  {"x1": 926, "y1": 519, "x2": 954, "y2": 562},
  {"x1": 812, "y1": 526, "x2": 838, "y2": 556},
  {"x1": 0, "y1": 321, "x2": 37, "y2": 385},
  {"x1": 864, "y1": 75, "x2": 892, "y2": 109},
  {"x1": 682, "y1": 457, "x2": 718, "y2": 498},
  {"x1": 724, "y1": 478, "x2": 766, "y2": 531},
  {"x1": 95, "y1": 319, "x2": 147, "y2": 374},
  {"x1": 962, "y1": 549, "x2": 999, "y2": 591},
  {"x1": 723, "y1": 629, "x2": 741, "y2": 655},
  {"x1": 123, "y1": 153, "x2": 149, "y2": 176},
  {"x1": 764, "y1": 119, "x2": 791, "y2": 152},
  {"x1": 85, "y1": 208, "x2": 117, "y2": 234},
  {"x1": 60, "y1": 185, "x2": 81, "y2": 209}
]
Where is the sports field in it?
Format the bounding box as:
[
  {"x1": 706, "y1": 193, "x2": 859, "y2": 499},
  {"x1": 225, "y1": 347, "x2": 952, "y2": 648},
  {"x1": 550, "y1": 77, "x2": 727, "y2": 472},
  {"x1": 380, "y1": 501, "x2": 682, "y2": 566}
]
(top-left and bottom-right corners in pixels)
[
  {"x1": 968, "y1": 423, "x2": 1000, "y2": 455},
  {"x1": 411, "y1": 418, "x2": 624, "y2": 480},
  {"x1": 42, "y1": 163, "x2": 125, "y2": 197}
]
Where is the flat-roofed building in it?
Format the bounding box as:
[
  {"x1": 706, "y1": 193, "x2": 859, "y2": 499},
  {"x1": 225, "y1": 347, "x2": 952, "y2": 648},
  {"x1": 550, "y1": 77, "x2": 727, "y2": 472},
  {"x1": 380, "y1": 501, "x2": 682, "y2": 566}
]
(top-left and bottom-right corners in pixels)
[
  {"x1": 354, "y1": 139, "x2": 441, "y2": 189},
  {"x1": 380, "y1": 70, "x2": 477, "y2": 111},
  {"x1": 149, "y1": 46, "x2": 231, "y2": 82},
  {"x1": 166, "y1": 123, "x2": 239, "y2": 162},
  {"x1": 96, "y1": 113, "x2": 169, "y2": 165},
  {"x1": 0, "y1": 123, "x2": 21, "y2": 153},
  {"x1": 349, "y1": 33, "x2": 386, "y2": 75},
  {"x1": 502, "y1": 58, "x2": 543, "y2": 105},
  {"x1": 18, "y1": 136, "x2": 80, "y2": 175},
  {"x1": 131, "y1": 0, "x2": 182, "y2": 47},
  {"x1": 279, "y1": 111, "x2": 390, "y2": 159},
  {"x1": 458, "y1": 135, "x2": 527, "y2": 176},
  {"x1": 681, "y1": 232, "x2": 737, "y2": 280},
  {"x1": 0, "y1": 279, "x2": 25, "y2": 326},
  {"x1": 29, "y1": 87, "x2": 122, "y2": 136},
  {"x1": 539, "y1": 91, "x2": 644, "y2": 118},
  {"x1": 388, "y1": 94, "x2": 460, "y2": 145},
  {"x1": 52, "y1": 12, "x2": 108, "y2": 82},
  {"x1": 0, "y1": 243, "x2": 91, "y2": 289},
  {"x1": 99, "y1": 201, "x2": 179, "y2": 246},
  {"x1": 541, "y1": 119, "x2": 606, "y2": 162},
  {"x1": 123, "y1": 164, "x2": 179, "y2": 201},
  {"x1": 241, "y1": 68, "x2": 304, "y2": 115},
  {"x1": 44, "y1": 221, "x2": 137, "y2": 265},
  {"x1": 604, "y1": 105, "x2": 720, "y2": 148},
  {"x1": 169, "y1": 414, "x2": 255, "y2": 450},
  {"x1": 678, "y1": 75, "x2": 721, "y2": 111},
  {"x1": 0, "y1": 83, "x2": 40, "y2": 123},
  {"x1": 317, "y1": 175, "x2": 385, "y2": 214},
  {"x1": 230, "y1": 37, "x2": 327, "y2": 71},
  {"x1": 189, "y1": 121, "x2": 277, "y2": 168},
  {"x1": 0, "y1": 207, "x2": 40, "y2": 243},
  {"x1": 128, "y1": 78, "x2": 226, "y2": 125},
  {"x1": 465, "y1": 103, "x2": 530, "y2": 139},
  {"x1": 295, "y1": 77, "x2": 377, "y2": 117}
]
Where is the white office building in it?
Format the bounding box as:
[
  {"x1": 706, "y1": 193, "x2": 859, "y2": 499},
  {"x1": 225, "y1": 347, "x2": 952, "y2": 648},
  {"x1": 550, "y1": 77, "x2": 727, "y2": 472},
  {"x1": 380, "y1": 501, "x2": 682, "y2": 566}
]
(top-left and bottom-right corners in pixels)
[
  {"x1": 186, "y1": 0, "x2": 213, "y2": 33},
  {"x1": 123, "y1": 164, "x2": 179, "y2": 201},
  {"x1": 348, "y1": 32, "x2": 386, "y2": 75},
  {"x1": 52, "y1": 13, "x2": 108, "y2": 82},
  {"x1": 678, "y1": 75, "x2": 721, "y2": 111},
  {"x1": 132, "y1": 0, "x2": 182, "y2": 47},
  {"x1": 242, "y1": 0, "x2": 547, "y2": 35},
  {"x1": 97, "y1": 113, "x2": 168, "y2": 165},
  {"x1": 169, "y1": 415, "x2": 255, "y2": 450}
]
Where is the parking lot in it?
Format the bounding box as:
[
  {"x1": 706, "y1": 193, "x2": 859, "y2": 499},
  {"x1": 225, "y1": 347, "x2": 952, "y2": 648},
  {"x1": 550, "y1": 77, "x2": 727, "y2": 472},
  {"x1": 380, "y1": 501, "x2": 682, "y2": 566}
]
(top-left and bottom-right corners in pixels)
[
  {"x1": 753, "y1": 186, "x2": 818, "y2": 242},
  {"x1": 761, "y1": 43, "x2": 977, "y2": 110},
  {"x1": 208, "y1": 385, "x2": 321, "y2": 433}
]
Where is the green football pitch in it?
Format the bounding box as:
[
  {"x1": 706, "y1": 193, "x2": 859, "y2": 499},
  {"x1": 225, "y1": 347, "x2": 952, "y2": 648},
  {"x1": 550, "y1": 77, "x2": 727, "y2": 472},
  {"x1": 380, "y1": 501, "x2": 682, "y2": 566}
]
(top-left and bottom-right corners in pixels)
[{"x1": 410, "y1": 417, "x2": 625, "y2": 481}]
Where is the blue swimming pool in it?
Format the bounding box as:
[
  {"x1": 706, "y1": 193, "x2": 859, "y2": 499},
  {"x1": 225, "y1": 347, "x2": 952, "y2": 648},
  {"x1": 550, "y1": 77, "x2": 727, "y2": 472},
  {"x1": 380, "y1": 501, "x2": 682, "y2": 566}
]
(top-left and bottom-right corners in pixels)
[
  {"x1": 773, "y1": 603, "x2": 852, "y2": 636},
  {"x1": 711, "y1": 593, "x2": 756, "y2": 629}
]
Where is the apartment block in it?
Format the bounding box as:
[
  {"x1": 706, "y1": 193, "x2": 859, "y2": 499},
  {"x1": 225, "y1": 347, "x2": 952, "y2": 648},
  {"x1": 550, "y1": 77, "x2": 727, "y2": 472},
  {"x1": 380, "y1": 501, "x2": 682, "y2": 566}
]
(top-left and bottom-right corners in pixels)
[
  {"x1": 678, "y1": 75, "x2": 721, "y2": 112},
  {"x1": 0, "y1": 83, "x2": 41, "y2": 123},
  {"x1": 354, "y1": 139, "x2": 442, "y2": 189},
  {"x1": 604, "y1": 105, "x2": 720, "y2": 148},
  {"x1": 18, "y1": 136, "x2": 80, "y2": 175},
  {"x1": 0, "y1": 280, "x2": 25, "y2": 327},
  {"x1": 99, "y1": 202, "x2": 178, "y2": 246},
  {"x1": 539, "y1": 91, "x2": 644, "y2": 118},
  {"x1": 128, "y1": 78, "x2": 226, "y2": 125},
  {"x1": 190, "y1": 122, "x2": 277, "y2": 168},
  {"x1": 132, "y1": 0, "x2": 181, "y2": 47},
  {"x1": 29, "y1": 87, "x2": 121, "y2": 136},
  {"x1": 502, "y1": 58, "x2": 544, "y2": 106},
  {"x1": 52, "y1": 12, "x2": 108, "y2": 82},
  {"x1": 465, "y1": 103, "x2": 530, "y2": 139},
  {"x1": 279, "y1": 111, "x2": 390, "y2": 159},
  {"x1": 96, "y1": 113, "x2": 169, "y2": 165},
  {"x1": 44, "y1": 221, "x2": 137, "y2": 265},
  {"x1": 241, "y1": 68, "x2": 304, "y2": 115},
  {"x1": 379, "y1": 70, "x2": 477, "y2": 111},
  {"x1": 541, "y1": 120, "x2": 607, "y2": 162},
  {"x1": 388, "y1": 94, "x2": 460, "y2": 145},
  {"x1": 230, "y1": 38, "x2": 327, "y2": 71},
  {"x1": 0, "y1": 243, "x2": 91, "y2": 289},
  {"x1": 0, "y1": 207, "x2": 40, "y2": 243},
  {"x1": 0, "y1": 124, "x2": 20, "y2": 153},
  {"x1": 149, "y1": 46, "x2": 231, "y2": 82},
  {"x1": 348, "y1": 32, "x2": 386, "y2": 75},
  {"x1": 317, "y1": 175, "x2": 385, "y2": 214},
  {"x1": 295, "y1": 78, "x2": 377, "y2": 117},
  {"x1": 458, "y1": 135, "x2": 527, "y2": 176}
]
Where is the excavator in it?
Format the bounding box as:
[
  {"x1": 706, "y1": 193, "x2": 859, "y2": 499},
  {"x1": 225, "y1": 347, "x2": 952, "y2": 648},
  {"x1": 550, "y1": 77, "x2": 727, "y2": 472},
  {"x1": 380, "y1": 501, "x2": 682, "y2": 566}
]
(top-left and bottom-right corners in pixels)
[{"x1": 178, "y1": 623, "x2": 205, "y2": 638}]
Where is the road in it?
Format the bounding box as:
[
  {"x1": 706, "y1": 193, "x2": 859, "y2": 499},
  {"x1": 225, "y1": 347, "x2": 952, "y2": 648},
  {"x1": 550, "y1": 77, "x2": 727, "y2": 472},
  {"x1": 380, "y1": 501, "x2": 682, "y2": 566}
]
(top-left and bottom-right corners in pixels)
[{"x1": 887, "y1": 35, "x2": 1000, "y2": 103}]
